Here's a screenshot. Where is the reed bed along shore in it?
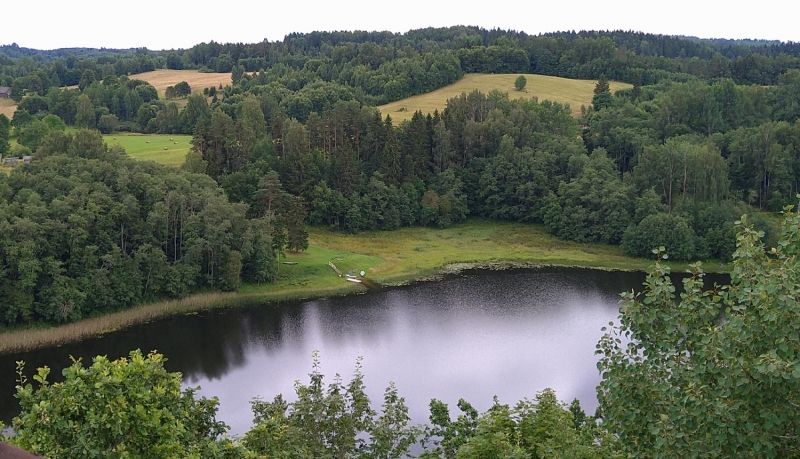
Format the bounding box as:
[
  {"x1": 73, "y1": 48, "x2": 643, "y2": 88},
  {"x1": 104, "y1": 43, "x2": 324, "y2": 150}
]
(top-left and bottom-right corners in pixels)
[{"x1": 0, "y1": 283, "x2": 367, "y2": 354}]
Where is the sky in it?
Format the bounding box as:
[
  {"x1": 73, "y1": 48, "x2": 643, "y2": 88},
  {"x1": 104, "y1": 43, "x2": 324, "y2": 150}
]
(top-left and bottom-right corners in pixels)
[{"x1": 2, "y1": 0, "x2": 799, "y2": 50}]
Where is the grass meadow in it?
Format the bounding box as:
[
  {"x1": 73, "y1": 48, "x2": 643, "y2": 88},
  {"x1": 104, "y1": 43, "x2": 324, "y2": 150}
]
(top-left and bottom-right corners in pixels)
[
  {"x1": 104, "y1": 133, "x2": 192, "y2": 166},
  {"x1": 378, "y1": 73, "x2": 633, "y2": 122}
]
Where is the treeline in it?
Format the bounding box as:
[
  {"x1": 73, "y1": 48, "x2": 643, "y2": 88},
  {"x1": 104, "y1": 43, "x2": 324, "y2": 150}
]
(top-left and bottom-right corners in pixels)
[
  {"x1": 6, "y1": 26, "x2": 800, "y2": 113},
  {"x1": 184, "y1": 76, "x2": 788, "y2": 262},
  {"x1": 0, "y1": 130, "x2": 296, "y2": 328}
]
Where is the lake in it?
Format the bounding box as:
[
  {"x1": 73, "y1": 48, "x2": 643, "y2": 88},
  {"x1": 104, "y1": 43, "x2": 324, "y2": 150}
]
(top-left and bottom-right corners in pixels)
[{"x1": 0, "y1": 267, "x2": 728, "y2": 434}]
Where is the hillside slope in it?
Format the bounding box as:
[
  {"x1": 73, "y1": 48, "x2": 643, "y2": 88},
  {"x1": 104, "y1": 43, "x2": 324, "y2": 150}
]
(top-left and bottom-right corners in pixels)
[{"x1": 378, "y1": 73, "x2": 632, "y2": 122}]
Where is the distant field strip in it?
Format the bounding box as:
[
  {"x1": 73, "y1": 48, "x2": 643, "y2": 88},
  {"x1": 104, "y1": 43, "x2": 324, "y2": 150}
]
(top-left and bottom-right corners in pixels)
[
  {"x1": 378, "y1": 73, "x2": 632, "y2": 122},
  {"x1": 104, "y1": 134, "x2": 192, "y2": 166}
]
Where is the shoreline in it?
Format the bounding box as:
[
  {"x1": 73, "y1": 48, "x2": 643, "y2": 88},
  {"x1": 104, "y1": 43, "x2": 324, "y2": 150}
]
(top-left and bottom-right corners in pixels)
[{"x1": 0, "y1": 221, "x2": 729, "y2": 354}]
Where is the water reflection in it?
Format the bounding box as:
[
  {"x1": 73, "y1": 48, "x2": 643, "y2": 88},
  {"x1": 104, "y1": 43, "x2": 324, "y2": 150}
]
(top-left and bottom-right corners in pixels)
[{"x1": 0, "y1": 267, "x2": 729, "y2": 435}]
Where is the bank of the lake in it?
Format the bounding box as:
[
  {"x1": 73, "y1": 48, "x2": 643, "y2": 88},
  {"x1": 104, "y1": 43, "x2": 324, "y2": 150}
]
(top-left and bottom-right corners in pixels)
[{"x1": 0, "y1": 219, "x2": 728, "y2": 354}]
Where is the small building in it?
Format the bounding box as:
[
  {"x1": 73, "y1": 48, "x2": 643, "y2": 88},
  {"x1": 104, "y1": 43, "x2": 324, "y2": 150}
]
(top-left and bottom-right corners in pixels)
[
  {"x1": 22, "y1": 155, "x2": 32, "y2": 164},
  {"x1": 4, "y1": 156, "x2": 19, "y2": 165},
  {"x1": 0, "y1": 86, "x2": 10, "y2": 98}
]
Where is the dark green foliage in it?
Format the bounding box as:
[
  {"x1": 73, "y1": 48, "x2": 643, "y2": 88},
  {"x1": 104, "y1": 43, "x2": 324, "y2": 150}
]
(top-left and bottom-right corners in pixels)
[
  {"x1": 592, "y1": 74, "x2": 613, "y2": 111},
  {"x1": 174, "y1": 81, "x2": 191, "y2": 98},
  {"x1": 11, "y1": 350, "x2": 232, "y2": 458},
  {"x1": 0, "y1": 114, "x2": 10, "y2": 155},
  {"x1": 514, "y1": 74, "x2": 527, "y2": 91},
  {"x1": 74, "y1": 93, "x2": 95, "y2": 128},
  {"x1": 96, "y1": 113, "x2": 118, "y2": 134},
  {"x1": 0, "y1": 130, "x2": 275, "y2": 326},
  {"x1": 598, "y1": 212, "x2": 800, "y2": 457},
  {"x1": 11, "y1": 108, "x2": 33, "y2": 128},
  {"x1": 284, "y1": 196, "x2": 309, "y2": 252},
  {"x1": 17, "y1": 119, "x2": 50, "y2": 151},
  {"x1": 621, "y1": 213, "x2": 696, "y2": 260},
  {"x1": 545, "y1": 150, "x2": 633, "y2": 244},
  {"x1": 77, "y1": 69, "x2": 96, "y2": 91},
  {"x1": 17, "y1": 94, "x2": 48, "y2": 115}
]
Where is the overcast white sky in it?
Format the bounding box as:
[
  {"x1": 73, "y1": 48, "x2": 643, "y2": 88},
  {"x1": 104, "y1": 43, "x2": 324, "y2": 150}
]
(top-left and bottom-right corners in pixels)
[{"x1": 2, "y1": 0, "x2": 799, "y2": 50}]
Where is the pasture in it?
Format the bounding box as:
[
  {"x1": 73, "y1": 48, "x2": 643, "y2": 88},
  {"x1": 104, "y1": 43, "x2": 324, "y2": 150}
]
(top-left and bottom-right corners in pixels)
[
  {"x1": 104, "y1": 134, "x2": 192, "y2": 166},
  {"x1": 378, "y1": 73, "x2": 632, "y2": 122}
]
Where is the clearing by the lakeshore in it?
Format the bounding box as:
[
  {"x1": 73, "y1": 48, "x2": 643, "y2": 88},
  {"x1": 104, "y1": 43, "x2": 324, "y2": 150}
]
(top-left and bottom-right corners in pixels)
[
  {"x1": 378, "y1": 73, "x2": 632, "y2": 122},
  {"x1": 0, "y1": 218, "x2": 726, "y2": 353}
]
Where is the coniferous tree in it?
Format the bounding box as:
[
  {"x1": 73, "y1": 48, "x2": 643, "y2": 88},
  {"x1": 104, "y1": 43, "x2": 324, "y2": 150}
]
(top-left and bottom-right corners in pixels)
[{"x1": 592, "y1": 74, "x2": 613, "y2": 111}]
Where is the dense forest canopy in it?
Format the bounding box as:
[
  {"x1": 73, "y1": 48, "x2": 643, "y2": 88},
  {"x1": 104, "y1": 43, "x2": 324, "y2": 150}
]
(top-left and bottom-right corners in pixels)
[{"x1": 1, "y1": 26, "x2": 800, "y2": 328}]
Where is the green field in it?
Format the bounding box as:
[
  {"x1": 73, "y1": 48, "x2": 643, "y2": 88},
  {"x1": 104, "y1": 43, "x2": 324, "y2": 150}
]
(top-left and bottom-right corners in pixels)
[
  {"x1": 104, "y1": 134, "x2": 192, "y2": 166},
  {"x1": 378, "y1": 73, "x2": 633, "y2": 122}
]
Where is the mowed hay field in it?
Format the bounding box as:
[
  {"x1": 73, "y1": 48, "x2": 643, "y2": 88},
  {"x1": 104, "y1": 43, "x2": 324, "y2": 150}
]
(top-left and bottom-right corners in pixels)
[
  {"x1": 0, "y1": 98, "x2": 16, "y2": 119},
  {"x1": 105, "y1": 134, "x2": 192, "y2": 166},
  {"x1": 127, "y1": 69, "x2": 233, "y2": 96},
  {"x1": 379, "y1": 73, "x2": 632, "y2": 122}
]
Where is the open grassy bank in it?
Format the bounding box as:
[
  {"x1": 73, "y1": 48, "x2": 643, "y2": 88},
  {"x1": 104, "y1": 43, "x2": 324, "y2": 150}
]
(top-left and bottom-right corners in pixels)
[{"x1": 0, "y1": 220, "x2": 726, "y2": 354}]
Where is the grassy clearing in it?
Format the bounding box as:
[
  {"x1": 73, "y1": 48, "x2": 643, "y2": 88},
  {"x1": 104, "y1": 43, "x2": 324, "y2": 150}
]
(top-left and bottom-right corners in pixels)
[
  {"x1": 378, "y1": 73, "x2": 632, "y2": 122},
  {"x1": 0, "y1": 98, "x2": 15, "y2": 119},
  {"x1": 307, "y1": 219, "x2": 726, "y2": 283},
  {"x1": 0, "y1": 219, "x2": 726, "y2": 354},
  {"x1": 104, "y1": 133, "x2": 192, "y2": 166}
]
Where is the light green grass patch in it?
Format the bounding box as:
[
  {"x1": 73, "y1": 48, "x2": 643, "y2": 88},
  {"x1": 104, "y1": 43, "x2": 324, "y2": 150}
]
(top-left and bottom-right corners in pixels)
[
  {"x1": 239, "y1": 246, "x2": 384, "y2": 295},
  {"x1": 308, "y1": 219, "x2": 727, "y2": 283},
  {"x1": 104, "y1": 134, "x2": 192, "y2": 166}
]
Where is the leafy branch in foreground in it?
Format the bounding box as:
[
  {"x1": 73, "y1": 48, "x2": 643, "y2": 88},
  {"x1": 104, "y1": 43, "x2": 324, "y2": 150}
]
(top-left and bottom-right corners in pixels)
[
  {"x1": 11, "y1": 350, "x2": 235, "y2": 458},
  {"x1": 597, "y1": 207, "x2": 800, "y2": 458}
]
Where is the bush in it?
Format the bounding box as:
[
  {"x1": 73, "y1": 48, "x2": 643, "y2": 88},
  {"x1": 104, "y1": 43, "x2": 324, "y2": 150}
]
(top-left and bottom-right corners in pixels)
[
  {"x1": 621, "y1": 212, "x2": 695, "y2": 260},
  {"x1": 97, "y1": 114, "x2": 119, "y2": 134}
]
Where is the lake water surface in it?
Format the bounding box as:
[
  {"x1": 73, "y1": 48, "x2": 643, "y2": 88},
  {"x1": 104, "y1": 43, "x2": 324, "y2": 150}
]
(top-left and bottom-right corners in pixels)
[{"x1": 0, "y1": 267, "x2": 728, "y2": 434}]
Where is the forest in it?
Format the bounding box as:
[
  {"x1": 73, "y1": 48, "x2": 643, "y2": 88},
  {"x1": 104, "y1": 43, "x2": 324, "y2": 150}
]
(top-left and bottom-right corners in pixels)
[{"x1": 1, "y1": 26, "x2": 800, "y2": 326}]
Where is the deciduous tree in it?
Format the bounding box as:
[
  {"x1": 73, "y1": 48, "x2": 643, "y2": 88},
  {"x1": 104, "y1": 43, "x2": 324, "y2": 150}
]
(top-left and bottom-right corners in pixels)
[
  {"x1": 598, "y1": 210, "x2": 800, "y2": 457},
  {"x1": 11, "y1": 350, "x2": 231, "y2": 458},
  {"x1": 514, "y1": 74, "x2": 527, "y2": 91}
]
